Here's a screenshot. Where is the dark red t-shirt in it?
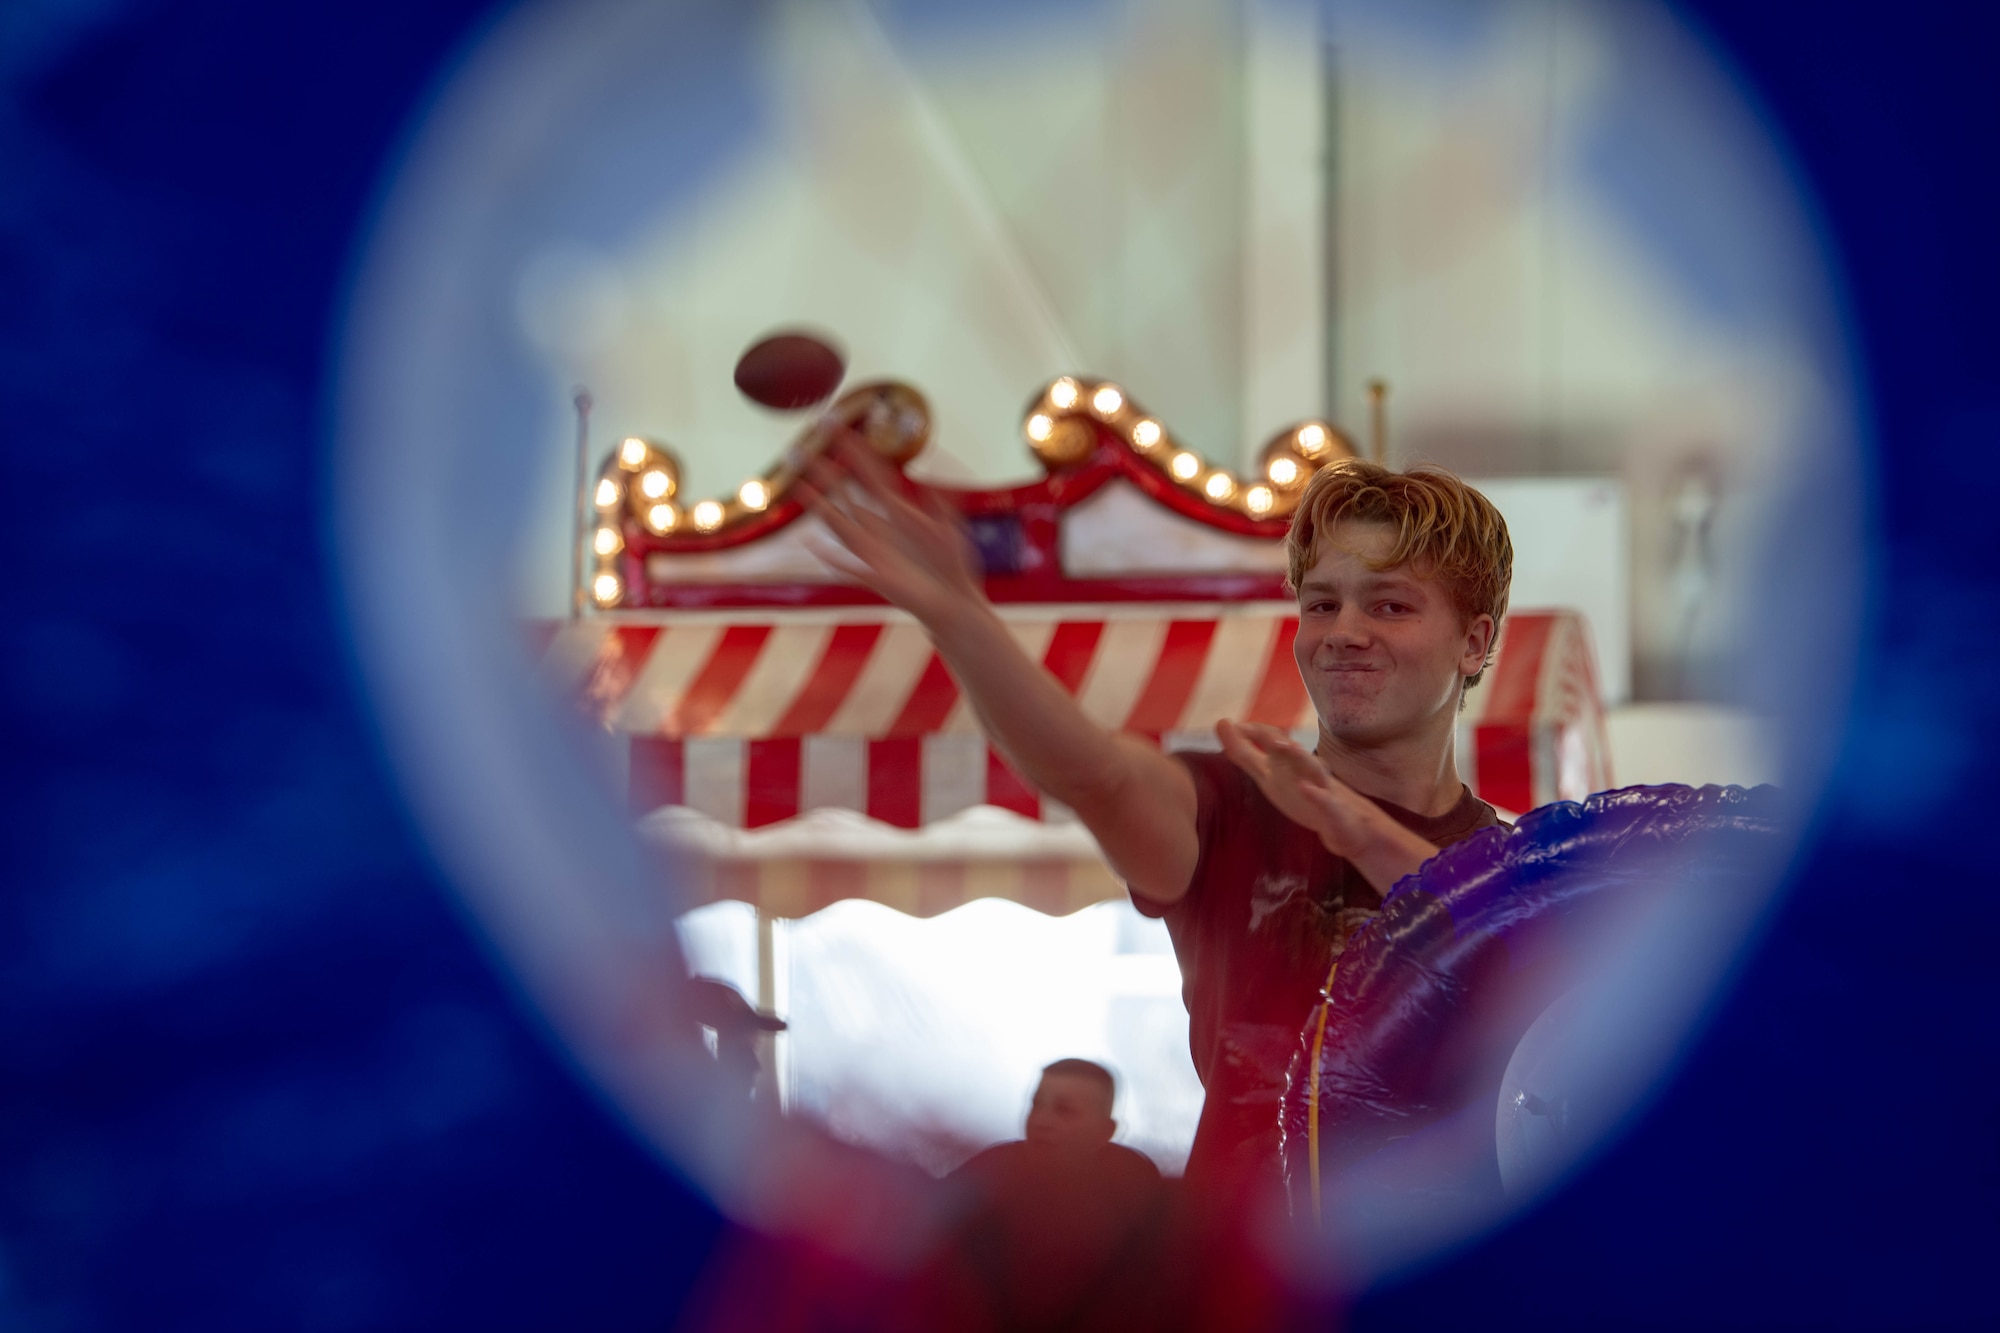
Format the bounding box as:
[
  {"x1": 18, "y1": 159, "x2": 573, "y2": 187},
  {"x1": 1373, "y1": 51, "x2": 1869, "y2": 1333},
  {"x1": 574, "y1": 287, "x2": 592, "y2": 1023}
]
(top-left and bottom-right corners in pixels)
[{"x1": 1130, "y1": 750, "x2": 1503, "y2": 1190}]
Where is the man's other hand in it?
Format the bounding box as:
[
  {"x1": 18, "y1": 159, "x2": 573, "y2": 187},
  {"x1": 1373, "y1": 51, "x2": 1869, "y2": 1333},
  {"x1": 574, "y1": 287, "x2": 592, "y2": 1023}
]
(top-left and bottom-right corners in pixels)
[
  {"x1": 1217, "y1": 720, "x2": 1438, "y2": 893},
  {"x1": 796, "y1": 435, "x2": 983, "y2": 627}
]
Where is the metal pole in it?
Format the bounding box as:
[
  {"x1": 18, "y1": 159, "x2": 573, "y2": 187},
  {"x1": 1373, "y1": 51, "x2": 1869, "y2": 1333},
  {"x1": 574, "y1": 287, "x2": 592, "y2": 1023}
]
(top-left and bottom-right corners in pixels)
[
  {"x1": 570, "y1": 389, "x2": 593, "y2": 620},
  {"x1": 1366, "y1": 378, "x2": 1388, "y2": 464},
  {"x1": 754, "y1": 908, "x2": 784, "y2": 1109}
]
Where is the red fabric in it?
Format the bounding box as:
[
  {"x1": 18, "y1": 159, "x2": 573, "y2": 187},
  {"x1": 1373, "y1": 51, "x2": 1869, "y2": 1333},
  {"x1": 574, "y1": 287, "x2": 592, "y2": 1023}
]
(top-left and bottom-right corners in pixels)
[
  {"x1": 1132, "y1": 751, "x2": 1501, "y2": 1190},
  {"x1": 673, "y1": 624, "x2": 771, "y2": 735},
  {"x1": 626, "y1": 737, "x2": 684, "y2": 814},
  {"x1": 770, "y1": 622, "x2": 883, "y2": 735},
  {"x1": 867, "y1": 738, "x2": 923, "y2": 827},
  {"x1": 1121, "y1": 620, "x2": 1217, "y2": 732},
  {"x1": 886, "y1": 652, "x2": 961, "y2": 736},
  {"x1": 744, "y1": 738, "x2": 802, "y2": 828}
]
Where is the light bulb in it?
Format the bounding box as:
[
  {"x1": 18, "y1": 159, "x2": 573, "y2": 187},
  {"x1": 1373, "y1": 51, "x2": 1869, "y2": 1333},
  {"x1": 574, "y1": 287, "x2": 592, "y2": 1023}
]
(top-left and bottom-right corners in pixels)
[
  {"x1": 693, "y1": 500, "x2": 724, "y2": 532},
  {"x1": 739, "y1": 480, "x2": 770, "y2": 511},
  {"x1": 1296, "y1": 423, "x2": 1328, "y2": 456},
  {"x1": 1246, "y1": 486, "x2": 1274, "y2": 516},
  {"x1": 1091, "y1": 385, "x2": 1124, "y2": 416},
  {"x1": 1170, "y1": 451, "x2": 1201, "y2": 481},
  {"x1": 618, "y1": 437, "x2": 649, "y2": 469},
  {"x1": 1048, "y1": 379, "x2": 1080, "y2": 410},
  {"x1": 592, "y1": 572, "x2": 622, "y2": 605},
  {"x1": 594, "y1": 478, "x2": 621, "y2": 509},
  {"x1": 1132, "y1": 419, "x2": 1162, "y2": 449},
  {"x1": 646, "y1": 503, "x2": 678, "y2": 533},
  {"x1": 593, "y1": 526, "x2": 622, "y2": 556},
  {"x1": 1268, "y1": 457, "x2": 1300, "y2": 486},
  {"x1": 640, "y1": 469, "x2": 672, "y2": 500},
  {"x1": 1204, "y1": 472, "x2": 1236, "y2": 501},
  {"x1": 1027, "y1": 413, "x2": 1055, "y2": 442}
]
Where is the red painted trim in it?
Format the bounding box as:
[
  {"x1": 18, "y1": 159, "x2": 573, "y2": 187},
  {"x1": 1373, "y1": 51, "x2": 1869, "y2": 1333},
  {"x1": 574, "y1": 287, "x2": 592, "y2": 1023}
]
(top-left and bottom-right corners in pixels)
[
  {"x1": 635, "y1": 572, "x2": 1293, "y2": 610},
  {"x1": 622, "y1": 419, "x2": 1293, "y2": 560}
]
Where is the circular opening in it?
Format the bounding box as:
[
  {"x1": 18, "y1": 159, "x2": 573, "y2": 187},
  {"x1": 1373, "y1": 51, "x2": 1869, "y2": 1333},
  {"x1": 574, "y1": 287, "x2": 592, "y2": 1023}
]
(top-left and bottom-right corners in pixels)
[{"x1": 335, "y1": 0, "x2": 1865, "y2": 1309}]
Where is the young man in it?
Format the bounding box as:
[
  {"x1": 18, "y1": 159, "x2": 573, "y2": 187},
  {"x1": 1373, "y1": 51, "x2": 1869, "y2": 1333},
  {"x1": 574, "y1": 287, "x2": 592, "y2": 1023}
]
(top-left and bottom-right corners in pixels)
[
  {"x1": 941, "y1": 1061, "x2": 1162, "y2": 1330},
  {"x1": 801, "y1": 445, "x2": 1513, "y2": 1194}
]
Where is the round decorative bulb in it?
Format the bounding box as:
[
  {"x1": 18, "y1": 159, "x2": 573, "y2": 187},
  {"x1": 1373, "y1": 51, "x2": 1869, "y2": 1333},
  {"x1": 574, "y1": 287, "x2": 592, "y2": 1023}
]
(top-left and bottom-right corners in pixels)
[
  {"x1": 646, "y1": 503, "x2": 678, "y2": 533},
  {"x1": 592, "y1": 526, "x2": 622, "y2": 556},
  {"x1": 1268, "y1": 456, "x2": 1300, "y2": 486},
  {"x1": 739, "y1": 480, "x2": 770, "y2": 512},
  {"x1": 1048, "y1": 378, "x2": 1080, "y2": 410},
  {"x1": 693, "y1": 500, "x2": 724, "y2": 532},
  {"x1": 640, "y1": 469, "x2": 671, "y2": 500},
  {"x1": 1246, "y1": 485, "x2": 1274, "y2": 516},
  {"x1": 1296, "y1": 423, "x2": 1328, "y2": 456},
  {"x1": 592, "y1": 572, "x2": 622, "y2": 605},
  {"x1": 1132, "y1": 419, "x2": 1162, "y2": 449},
  {"x1": 1170, "y1": 451, "x2": 1201, "y2": 481},
  {"x1": 1204, "y1": 471, "x2": 1236, "y2": 501},
  {"x1": 1091, "y1": 385, "x2": 1124, "y2": 416},
  {"x1": 594, "y1": 477, "x2": 621, "y2": 509},
  {"x1": 1026, "y1": 413, "x2": 1054, "y2": 443},
  {"x1": 618, "y1": 437, "x2": 649, "y2": 469}
]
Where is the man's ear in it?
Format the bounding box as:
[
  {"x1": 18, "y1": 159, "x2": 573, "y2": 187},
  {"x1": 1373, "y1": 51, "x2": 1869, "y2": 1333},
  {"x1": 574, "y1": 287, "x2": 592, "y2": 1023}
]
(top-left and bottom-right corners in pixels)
[{"x1": 1461, "y1": 614, "x2": 1497, "y2": 676}]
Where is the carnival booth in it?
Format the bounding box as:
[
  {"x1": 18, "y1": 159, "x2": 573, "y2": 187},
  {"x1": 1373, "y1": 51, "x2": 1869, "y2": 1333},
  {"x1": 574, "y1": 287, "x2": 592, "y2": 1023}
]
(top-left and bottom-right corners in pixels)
[{"x1": 536, "y1": 375, "x2": 1612, "y2": 925}]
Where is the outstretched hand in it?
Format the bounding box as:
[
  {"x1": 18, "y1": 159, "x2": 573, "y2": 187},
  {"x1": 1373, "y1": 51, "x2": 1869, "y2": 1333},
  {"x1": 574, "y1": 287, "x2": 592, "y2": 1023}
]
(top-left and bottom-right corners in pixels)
[
  {"x1": 795, "y1": 434, "x2": 984, "y2": 626},
  {"x1": 1217, "y1": 720, "x2": 1440, "y2": 893}
]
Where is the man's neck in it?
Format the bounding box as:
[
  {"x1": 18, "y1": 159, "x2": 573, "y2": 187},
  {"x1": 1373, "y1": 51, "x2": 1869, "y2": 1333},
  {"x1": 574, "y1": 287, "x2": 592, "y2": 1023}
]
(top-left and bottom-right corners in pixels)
[{"x1": 1314, "y1": 719, "x2": 1465, "y2": 818}]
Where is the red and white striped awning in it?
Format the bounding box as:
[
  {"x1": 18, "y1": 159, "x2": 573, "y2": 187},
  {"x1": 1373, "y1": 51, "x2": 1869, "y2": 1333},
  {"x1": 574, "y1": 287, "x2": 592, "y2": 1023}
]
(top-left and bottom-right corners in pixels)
[{"x1": 537, "y1": 605, "x2": 1607, "y2": 832}]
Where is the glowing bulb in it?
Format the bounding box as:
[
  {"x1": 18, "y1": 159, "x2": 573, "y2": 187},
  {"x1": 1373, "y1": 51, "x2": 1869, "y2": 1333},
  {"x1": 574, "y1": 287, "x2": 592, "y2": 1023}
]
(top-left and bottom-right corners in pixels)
[
  {"x1": 594, "y1": 477, "x2": 621, "y2": 508},
  {"x1": 1170, "y1": 451, "x2": 1201, "y2": 481},
  {"x1": 1027, "y1": 413, "x2": 1055, "y2": 442},
  {"x1": 618, "y1": 437, "x2": 649, "y2": 468},
  {"x1": 1091, "y1": 385, "x2": 1124, "y2": 416},
  {"x1": 593, "y1": 526, "x2": 623, "y2": 556},
  {"x1": 592, "y1": 572, "x2": 622, "y2": 605},
  {"x1": 1204, "y1": 471, "x2": 1236, "y2": 501},
  {"x1": 646, "y1": 503, "x2": 679, "y2": 533},
  {"x1": 693, "y1": 500, "x2": 724, "y2": 532},
  {"x1": 1048, "y1": 379, "x2": 1080, "y2": 410},
  {"x1": 640, "y1": 469, "x2": 672, "y2": 500},
  {"x1": 1268, "y1": 456, "x2": 1300, "y2": 486},
  {"x1": 1296, "y1": 424, "x2": 1328, "y2": 457},
  {"x1": 1246, "y1": 485, "x2": 1274, "y2": 516},
  {"x1": 1132, "y1": 419, "x2": 1162, "y2": 449},
  {"x1": 739, "y1": 480, "x2": 770, "y2": 511}
]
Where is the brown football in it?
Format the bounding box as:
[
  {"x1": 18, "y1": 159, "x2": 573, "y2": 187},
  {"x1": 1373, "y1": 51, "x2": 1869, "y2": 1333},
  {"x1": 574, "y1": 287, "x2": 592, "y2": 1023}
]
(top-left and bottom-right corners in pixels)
[{"x1": 733, "y1": 331, "x2": 846, "y2": 411}]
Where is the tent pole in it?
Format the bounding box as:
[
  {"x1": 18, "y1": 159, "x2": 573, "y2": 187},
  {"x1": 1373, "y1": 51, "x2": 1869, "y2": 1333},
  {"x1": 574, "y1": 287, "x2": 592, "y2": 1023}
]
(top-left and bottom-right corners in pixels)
[{"x1": 754, "y1": 908, "x2": 784, "y2": 1109}]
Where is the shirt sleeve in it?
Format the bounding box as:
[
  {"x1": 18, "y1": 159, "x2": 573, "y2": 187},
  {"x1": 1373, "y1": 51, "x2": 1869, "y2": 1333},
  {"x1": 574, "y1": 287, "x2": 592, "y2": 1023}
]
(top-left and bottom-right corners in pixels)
[{"x1": 1126, "y1": 750, "x2": 1222, "y2": 919}]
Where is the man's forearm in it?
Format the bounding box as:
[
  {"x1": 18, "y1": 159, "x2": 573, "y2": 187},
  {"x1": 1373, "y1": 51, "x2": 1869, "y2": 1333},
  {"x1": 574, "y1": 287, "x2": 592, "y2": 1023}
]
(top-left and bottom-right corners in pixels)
[
  {"x1": 913, "y1": 598, "x2": 1197, "y2": 902},
  {"x1": 919, "y1": 599, "x2": 1139, "y2": 814}
]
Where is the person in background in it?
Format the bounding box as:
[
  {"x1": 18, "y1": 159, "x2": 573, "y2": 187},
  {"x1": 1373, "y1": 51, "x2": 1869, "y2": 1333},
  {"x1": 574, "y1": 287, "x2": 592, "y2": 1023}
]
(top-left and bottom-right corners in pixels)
[
  {"x1": 918, "y1": 1059, "x2": 1164, "y2": 1333},
  {"x1": 684, "y1": 976, "x2": 787, "y2": 1104}
]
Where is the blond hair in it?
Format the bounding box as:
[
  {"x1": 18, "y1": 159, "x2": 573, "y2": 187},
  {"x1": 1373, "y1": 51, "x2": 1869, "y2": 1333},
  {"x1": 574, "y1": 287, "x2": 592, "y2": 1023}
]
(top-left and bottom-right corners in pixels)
[{"x1": 1285, "y1": 459, "x2": 1513, "y2": 690}]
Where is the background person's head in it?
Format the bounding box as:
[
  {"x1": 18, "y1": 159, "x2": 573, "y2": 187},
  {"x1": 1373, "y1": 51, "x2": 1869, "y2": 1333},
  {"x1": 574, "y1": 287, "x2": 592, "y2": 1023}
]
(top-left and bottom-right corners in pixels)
[
  {"x1": 684, "y1": 977, "x2": 786, "y2": 1101},
  {"x1": 1024, "y1": 1058, "x2": 1118, "y2": 1152},
  {"x1": 1285, "y1": 461, "x2": 1514, "y2": 743}
]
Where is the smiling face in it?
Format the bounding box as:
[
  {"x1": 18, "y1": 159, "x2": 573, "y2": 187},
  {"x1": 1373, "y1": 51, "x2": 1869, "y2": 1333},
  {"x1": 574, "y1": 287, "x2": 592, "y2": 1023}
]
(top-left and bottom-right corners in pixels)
[{"x1": 1294, "y1": 520, "x2": 1496, "y2": 749}]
